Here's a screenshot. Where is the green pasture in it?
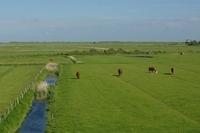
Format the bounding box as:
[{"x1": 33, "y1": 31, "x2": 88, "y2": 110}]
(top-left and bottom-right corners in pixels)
[
  {"x1": 48, "y1": 53, "x2": 200, "y2": 133},
  {"x1": 0, "y1": 55, "x2": 71, "y2": 65},
  {"x1": 1, "y1": 42, "x2": 200, "y2": 56},
  {"x1": 0, "y1": 65, "x2": 41, "y2": 115},
  {"x1": 0, "y1": 43, "x2": 200, "y2": 132}
]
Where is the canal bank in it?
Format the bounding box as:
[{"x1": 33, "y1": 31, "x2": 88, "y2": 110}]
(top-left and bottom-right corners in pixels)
[{"x1": 19, "y1": 73, "x2": 58, "y2": 133}]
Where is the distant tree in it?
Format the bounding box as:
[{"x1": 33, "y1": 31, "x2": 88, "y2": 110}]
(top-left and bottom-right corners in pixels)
[
  {"x1": 192, "y1": 40, "x2": 198, "y2": 45},
  {"x1": 185, "y1": 39, "x2": 200, "y2": 46},
  {"x1": 185, "y1": 39, "x2": 190, "y2": 45}
]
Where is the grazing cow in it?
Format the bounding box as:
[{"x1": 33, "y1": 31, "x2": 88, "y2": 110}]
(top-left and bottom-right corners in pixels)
[
  {"x1": 76, "y1": 71, "x2": 80, "y2": 79},
  {"x1": 149, "y1": 67, "x2": 158, "y2": 74},
  {"x1": 118, "y1": 68, "x2": 123, "y2": 76},
  {"x1": 171, "y1": 67, "x2": 175, "y2": 75}
]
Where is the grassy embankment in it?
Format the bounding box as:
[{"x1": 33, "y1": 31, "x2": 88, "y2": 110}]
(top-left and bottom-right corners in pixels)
[{"x1": 0, "y1": 66, "x2": 42, "y2": 132}]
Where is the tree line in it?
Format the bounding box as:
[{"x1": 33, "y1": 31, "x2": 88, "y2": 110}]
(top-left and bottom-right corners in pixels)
[{"x1": 185, "y1": 40, "x2": 200, "y2": 46}]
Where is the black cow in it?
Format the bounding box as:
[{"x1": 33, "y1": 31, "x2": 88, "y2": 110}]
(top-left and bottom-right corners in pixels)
[
  {"x1": 149, "y1": 67, "x2": 158, "y2": 74},
  {"x1": 171, "y1": 68, "x2": 175, "y2": 75},
  {"x1": 118, "y1": 68, "x2": 123, "y2": 76},
  {"x1": 76, "y1": 71, "x2": 80, "y2": 79}
]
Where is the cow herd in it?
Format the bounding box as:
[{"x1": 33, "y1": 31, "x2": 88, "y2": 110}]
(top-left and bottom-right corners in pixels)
[
  {"x1": 148, "y1": 66, "x2": 175, "y2": 75},
  {"x1": 75, "y1": 67, "x2": 175, "y2": 79}
]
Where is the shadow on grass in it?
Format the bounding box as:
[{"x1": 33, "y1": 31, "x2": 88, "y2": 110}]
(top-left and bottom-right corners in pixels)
[
  {"x1": 164, "y1": 73, "x2": 172, "y2": 75},
  {"x1": 70, "y1": 77, "x2": 78, "y2": 80},
  {"x1": 113, "y1": 74, "x2": 121, "y2": 77}
]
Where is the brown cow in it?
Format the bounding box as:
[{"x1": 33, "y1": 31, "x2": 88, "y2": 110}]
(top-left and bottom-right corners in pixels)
[
  {"x1": 149, "y1": 67, "x2": 158, "y2": 74},
  {"x1": 118, "y1": 68, "x2": 123, "y2": 76},
  {"x1": 171, "y1": 67, "x2": 175, "y2": 75},
  {"x1": 76, "y1": 71, "x2": 80, "y2": 79}
]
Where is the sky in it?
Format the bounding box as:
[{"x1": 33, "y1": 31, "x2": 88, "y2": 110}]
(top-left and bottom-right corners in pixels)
[{"x1": 0, "y1": 0, "x2": 200, "y2": 42}]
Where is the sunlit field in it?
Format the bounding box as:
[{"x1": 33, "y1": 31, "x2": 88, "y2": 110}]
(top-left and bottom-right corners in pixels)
[{"x1": 0, "y1": 43, "x2": 200, "y2": 132}]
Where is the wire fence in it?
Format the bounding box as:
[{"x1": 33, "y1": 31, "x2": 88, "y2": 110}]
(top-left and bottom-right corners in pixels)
[{"x1": 0, "y1": 67, "x2": 45, "y2": 124}]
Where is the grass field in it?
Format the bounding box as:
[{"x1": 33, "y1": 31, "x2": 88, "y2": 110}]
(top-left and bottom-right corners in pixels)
[
  {"x1": 0, "y1": 65, "x2": 41, "y2": 115},
  {"x1": 47, "y1": 52, "x2": 200, "y2": 132},
  {"x1": 0, "y1": 43, "x2": 200, "y2": 132}
]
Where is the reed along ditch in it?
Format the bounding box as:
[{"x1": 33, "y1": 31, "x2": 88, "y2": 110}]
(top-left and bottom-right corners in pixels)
[{"x1": 19, "y1": 74, "x2": 58, "y2": 133}]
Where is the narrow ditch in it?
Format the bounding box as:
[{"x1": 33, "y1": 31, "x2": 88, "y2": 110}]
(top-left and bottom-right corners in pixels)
[{"x1": 18, "y1": 74, "x2": 58, "y2": 133}]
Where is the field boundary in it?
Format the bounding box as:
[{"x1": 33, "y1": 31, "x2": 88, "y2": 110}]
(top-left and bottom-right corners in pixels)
[{"x1": 0, "y1": 66, "x2": 45, "y2": 132}]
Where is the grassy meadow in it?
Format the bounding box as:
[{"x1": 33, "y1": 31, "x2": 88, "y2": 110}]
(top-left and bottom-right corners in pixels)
[
  {"x1": 0, "y1": 42, "x2": 200, "y2": 132},
  {"x1": 47, "y1": 53, "x2": 200, "y2": 133},
  {"x1": 0, "y1": 66, "x2": 41, "y2": 114}
]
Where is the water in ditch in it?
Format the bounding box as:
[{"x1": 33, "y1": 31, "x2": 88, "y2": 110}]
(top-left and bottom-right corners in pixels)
[
  {"x1": 45, "y1": 74, "x2": 58, "y2": 86},
  {"x1": 18, "y1": 101, "x2": 47, "y2": 133},
  {"x1": 18, "y1": 74, "x2": 57, "y2": 133}
]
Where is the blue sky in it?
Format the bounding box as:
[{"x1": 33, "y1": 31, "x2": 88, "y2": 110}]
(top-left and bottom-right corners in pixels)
[{"x1": 0, "y1": 0, "x2": 200, "y2": 42}]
